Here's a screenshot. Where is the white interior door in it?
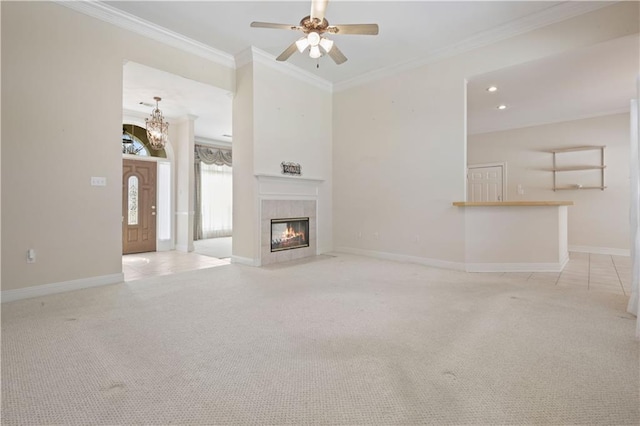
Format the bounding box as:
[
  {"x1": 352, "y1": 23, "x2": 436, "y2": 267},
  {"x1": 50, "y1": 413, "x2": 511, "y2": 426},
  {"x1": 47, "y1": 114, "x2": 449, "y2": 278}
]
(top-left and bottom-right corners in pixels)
[{"x1": 468, "y1": 165, "x2": 504, "y2": 202}]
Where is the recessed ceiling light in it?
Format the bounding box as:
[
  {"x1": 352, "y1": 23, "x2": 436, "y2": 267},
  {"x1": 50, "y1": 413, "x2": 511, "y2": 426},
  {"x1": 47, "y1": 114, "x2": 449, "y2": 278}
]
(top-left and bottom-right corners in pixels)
[
  {"x1": 487, "y1": 86, "x2": 498, "y2": 92},
  {"x1": 497, "y1": 104, "x2": 507, "y2": 110}
]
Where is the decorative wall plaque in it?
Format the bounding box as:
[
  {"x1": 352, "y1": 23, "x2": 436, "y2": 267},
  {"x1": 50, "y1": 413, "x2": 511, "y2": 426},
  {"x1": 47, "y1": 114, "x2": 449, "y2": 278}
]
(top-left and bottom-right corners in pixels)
[{"x1": 281, "y1": 162, "x2": 302, "y2": 176}]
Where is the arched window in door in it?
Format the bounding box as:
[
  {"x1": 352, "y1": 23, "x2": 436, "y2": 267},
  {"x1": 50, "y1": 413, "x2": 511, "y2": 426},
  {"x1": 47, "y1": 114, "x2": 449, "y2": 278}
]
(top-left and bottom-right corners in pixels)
[{"x1": 122, "y1": 124, "x2": 167, "y2": 158}]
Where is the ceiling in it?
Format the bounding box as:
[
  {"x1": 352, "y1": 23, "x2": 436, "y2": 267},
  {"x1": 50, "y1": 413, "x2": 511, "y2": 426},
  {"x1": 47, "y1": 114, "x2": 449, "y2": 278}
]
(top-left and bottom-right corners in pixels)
[
  {"x1": 123, "y1": 62, "x2": 233, "y2": 142},
  {"x1": 467, "y1": 34, "x2": 640, "y2": 134},
  {"x1": 107, "y1": 0, "x2": 571, "y2": 84},
  {"x1": 109, "y1": 1, "x2": 637, "y2": 140}
]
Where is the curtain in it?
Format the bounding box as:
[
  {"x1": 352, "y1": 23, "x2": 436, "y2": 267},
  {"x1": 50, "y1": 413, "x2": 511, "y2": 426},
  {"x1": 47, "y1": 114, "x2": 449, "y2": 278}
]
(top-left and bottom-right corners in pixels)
[
  {"x1": 194, "y1": 145, "x2": 233, "y2": 240},
  {"x1": 628, "y1": 98, "x2": 640, "y2": 339},
  {"x1": 194, "y1": 161, "x2": 203, "y2": 240},
  {"x1": 195, "y1": 145, "x2": 232, "y2": 166}
]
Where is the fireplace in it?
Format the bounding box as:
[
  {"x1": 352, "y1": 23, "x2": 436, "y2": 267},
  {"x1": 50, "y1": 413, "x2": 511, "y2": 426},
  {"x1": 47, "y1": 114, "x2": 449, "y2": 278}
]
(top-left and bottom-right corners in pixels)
[
  {"x1": 261, "y1": 199, "x2": 316, "y2": 265},
  {"x1": 271, "y1": 217, "x2": 309, "y2": 252}
]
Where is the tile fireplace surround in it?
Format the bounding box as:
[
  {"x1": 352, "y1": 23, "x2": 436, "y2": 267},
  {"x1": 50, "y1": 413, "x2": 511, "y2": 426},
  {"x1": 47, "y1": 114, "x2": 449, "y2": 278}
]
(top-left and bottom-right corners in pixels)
[{"x1": 261, "y1": 199, "x2": 317, "y2": 265}]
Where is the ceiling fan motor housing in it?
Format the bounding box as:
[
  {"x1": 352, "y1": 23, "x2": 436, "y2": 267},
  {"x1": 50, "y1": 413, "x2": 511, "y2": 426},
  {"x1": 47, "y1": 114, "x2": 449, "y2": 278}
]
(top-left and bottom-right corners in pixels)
[{"x1": 300, "y1": 16, "x2": 330, "y2": 33}]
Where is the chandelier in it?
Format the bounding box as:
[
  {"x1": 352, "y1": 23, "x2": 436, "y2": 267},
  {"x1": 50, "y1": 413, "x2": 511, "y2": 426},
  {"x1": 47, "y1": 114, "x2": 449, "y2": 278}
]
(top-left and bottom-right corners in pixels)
[{"x1": 145, "y1": 96, "x2": 169, "y2": 150}]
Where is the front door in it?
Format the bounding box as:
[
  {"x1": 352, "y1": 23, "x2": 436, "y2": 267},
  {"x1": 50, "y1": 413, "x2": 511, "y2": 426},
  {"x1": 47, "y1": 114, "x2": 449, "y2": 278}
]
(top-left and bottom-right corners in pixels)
[
  {"x1": 123, "y1": 159, "x2": 157, "y2": 254},
  {"x1": 467, "y1": 165, "x2": 504, "y2": 202}
]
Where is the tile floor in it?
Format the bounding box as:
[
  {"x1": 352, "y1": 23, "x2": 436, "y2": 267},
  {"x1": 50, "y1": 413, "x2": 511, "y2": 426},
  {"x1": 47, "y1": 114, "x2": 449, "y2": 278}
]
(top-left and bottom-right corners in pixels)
[
  {"x1": 123, "y1": 250, "x2": 631, "y2": 296},
  {"x1": 499, "y1": 252, "x2": 631, "y2": 295},
  {"x1": 122, "y1": 250, "x2": 230, "y2": 282}
]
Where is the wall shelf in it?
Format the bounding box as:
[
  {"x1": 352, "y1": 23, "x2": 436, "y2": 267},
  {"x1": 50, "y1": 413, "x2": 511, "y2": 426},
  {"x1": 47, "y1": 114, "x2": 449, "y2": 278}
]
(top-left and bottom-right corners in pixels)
[
  {"x1": 550, "y1": 146, "x2": 605, "y2": 191},
  {"x1": 550, "y1": 146, "x2": 605, "y2": 153},
  {"x1": 550, "y1": 165, "x2": 606, "y2": 172},
  {"x1": 553, "y1": 186, "x2": 607, "y2": 191}
]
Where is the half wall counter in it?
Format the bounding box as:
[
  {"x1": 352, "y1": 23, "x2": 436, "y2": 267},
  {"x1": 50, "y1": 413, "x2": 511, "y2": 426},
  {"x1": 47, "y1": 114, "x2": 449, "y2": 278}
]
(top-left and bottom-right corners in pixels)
[{"x1": 453, "y1": 201, "x2": 573, "y2": 272}]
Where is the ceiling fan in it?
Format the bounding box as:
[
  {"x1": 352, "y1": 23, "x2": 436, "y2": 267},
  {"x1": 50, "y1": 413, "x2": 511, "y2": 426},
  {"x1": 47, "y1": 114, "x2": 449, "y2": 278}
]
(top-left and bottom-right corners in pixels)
[{"x1": 250, "y1": 0, "x2": 379, "y2": 65}]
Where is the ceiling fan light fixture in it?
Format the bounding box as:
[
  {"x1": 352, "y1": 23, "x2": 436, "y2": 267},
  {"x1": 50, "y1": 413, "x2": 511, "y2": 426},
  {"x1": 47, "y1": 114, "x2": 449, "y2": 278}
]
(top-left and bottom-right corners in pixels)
[
  {"x1": 309, "y1": 45, "x2": 322, "y2": 59},
  {"x1": 307, "y1": 31, "x2": 321, "y2": 47},
  {"x1": 296, "y1": 37, "x2": 310, "y2": 53},
  {"x1": 251, "y1": 0, "x2": 379, "y2": 66},
  {"x1": 319, "y1": 37, "x2": 334, "y2": 53}
]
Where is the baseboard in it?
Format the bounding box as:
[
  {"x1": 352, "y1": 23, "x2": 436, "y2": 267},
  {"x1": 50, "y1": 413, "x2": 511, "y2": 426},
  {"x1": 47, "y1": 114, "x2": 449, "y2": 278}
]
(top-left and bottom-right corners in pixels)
[
  {"x1": 175, "y1": 244, "x2": 194, "y2": 253},
  {"x1": 1, "y1": 273, "x2": 124, "y2": 303},
  {"x1": 334, "y1": 247, "x2": 466, "y2": 271},
  {"x1": 157, "y1": 240, "x2": 174, "y2": 252},
  {"x1": 231, "y1": 256, "x2": 259, "y2": 267},
  {"x1": 569, "y1": 245, "x2": 630, "y2": 256}
]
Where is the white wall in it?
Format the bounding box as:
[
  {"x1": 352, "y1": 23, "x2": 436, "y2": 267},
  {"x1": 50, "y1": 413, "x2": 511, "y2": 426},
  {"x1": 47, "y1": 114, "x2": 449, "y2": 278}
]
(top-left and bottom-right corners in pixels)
[
  {"x1": 253, "y1": 63, "x2": 332, "y2": 179},
  {"x1": 253, "y1": 61, "x2": 333, "y2": 255},
  {"x1": 468, "y1": 113, "x2": 630, "y2": 253},
  {"x1": 1, "y1": 2, "x2": 234, "y2": 291},
  {"x1": 231, "y1": 63, "x2": 257, "y2": 262},
  {"x1": 232, "y1": 56, "x2": 333, "y2": 264},
  {"x1": 332, "y1": 2, "x2": 638, "y2": 265},
  {"x1": 0, "y1": 2, "x2": 3, "y2": 292}
]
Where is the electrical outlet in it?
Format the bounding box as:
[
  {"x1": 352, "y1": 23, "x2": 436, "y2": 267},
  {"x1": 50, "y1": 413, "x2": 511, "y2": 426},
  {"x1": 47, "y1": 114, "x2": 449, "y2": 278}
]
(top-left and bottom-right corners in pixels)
[
  {"x1": 91, "y1": 176, "x2": 107, "y2": 187},
  {"x1": 27, "y1": 248, "x2": 36, "y2": 263},
  {"x1": 517, "y1": 184, "x2": 525, "y2": 195}
]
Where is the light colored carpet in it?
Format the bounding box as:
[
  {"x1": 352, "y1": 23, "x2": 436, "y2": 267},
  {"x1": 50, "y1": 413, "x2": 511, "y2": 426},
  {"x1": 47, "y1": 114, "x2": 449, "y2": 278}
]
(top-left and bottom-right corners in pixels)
[{"x1": 2, "y1": 254, "x2": 638, "y2": 425}]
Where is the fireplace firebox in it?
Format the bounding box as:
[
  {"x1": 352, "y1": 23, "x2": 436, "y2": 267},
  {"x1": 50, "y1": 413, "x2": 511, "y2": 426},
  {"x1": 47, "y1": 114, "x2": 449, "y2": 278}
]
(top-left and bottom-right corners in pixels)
[{"x1": 271, "y1": 217, "x2": 309, "y2": 252}]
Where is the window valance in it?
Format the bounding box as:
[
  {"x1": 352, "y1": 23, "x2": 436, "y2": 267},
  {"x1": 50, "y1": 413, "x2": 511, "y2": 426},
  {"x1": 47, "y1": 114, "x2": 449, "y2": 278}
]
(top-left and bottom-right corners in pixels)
[{"x1": 195, "y1": 145, "x2": 232, "y2": 166}]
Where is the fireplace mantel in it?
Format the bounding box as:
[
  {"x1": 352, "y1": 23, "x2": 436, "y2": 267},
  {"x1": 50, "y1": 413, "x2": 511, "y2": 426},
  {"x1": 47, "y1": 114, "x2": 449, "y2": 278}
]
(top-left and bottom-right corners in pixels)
[
  {"x1": 255, "y1": 173, "x2": 325, "y2": 183},
  {"x1": 256, "y1": 174, "x2": 322, "y2": 265}
]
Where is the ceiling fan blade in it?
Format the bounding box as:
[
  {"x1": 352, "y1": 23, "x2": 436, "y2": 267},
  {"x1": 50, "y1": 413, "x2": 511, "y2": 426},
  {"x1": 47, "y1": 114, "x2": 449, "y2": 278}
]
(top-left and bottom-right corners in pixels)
[
  {"x1": 310, "y1": 0, "x2": 329, "y2": 22},
  {"x1": 328, "y1": 24, "x2": 379, "y2": 35},
  {"x1": 276, "y1": 42, "x2": 299, "y2": 62},
  {"x1": 250, "y1": 22, "x2": 299, "y2": 31},
  {"x1": 327, "y1": 44, "x2": 348, "y2": 65}
]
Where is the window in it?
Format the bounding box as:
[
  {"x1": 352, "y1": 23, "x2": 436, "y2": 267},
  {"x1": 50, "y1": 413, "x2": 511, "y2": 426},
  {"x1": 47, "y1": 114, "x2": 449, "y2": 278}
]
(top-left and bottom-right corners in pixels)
[
  {"x1": 122, "y1": 131, "x2": 149, "y2": 156},
  {"x1": 127, "y1": 176, "x2": 139, "y2": 225},
  {"x1": 122, "y1": 124, "x2": 167, "y2": 158},
  {"x1": 199, "y1": 163, "x2": 233, "y2": 238}
]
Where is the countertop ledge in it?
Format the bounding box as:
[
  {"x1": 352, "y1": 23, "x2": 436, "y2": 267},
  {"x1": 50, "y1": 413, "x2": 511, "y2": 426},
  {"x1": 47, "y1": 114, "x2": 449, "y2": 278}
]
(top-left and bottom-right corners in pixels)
[{"x1": 453, "y1": 201, "x2": 574, "y2": 207}]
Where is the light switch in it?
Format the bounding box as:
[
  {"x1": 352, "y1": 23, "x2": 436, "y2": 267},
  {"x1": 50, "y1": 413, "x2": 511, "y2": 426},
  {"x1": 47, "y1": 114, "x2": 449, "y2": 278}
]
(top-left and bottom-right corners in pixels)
[{"x1": 91, "y1": 177, "x2": 107, "y2": 187}]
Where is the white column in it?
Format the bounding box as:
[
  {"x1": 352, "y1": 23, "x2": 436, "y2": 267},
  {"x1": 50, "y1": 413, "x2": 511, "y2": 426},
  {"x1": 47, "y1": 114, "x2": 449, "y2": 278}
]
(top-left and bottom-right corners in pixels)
[{"x1": 175, "y1": 115, "x2": 197, "y2": 252}]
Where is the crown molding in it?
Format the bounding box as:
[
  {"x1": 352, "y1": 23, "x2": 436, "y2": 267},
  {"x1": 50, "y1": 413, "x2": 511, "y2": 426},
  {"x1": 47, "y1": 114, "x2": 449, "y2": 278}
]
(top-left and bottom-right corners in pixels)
[
  {"x1": 58, "y1": 1, "x2": 331, "y2": 92},
  {"x1": 55, "y1": 1, "x2": 235, "y2": 69},
  {"x1": 334, "y1": 1, "x2": 615, "y2": 92},
  {"x1": 234, "y1": 47, "x2": 254, "y2": 70},
  {"x1": 236, "y1": 47, "x2": 333, "y2": 93}
]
